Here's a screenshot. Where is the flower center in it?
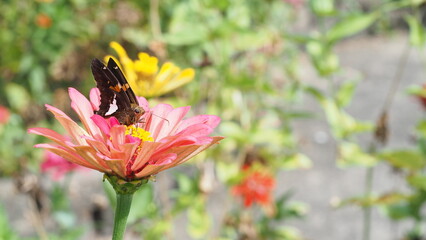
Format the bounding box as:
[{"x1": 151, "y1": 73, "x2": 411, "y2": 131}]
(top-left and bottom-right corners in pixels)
[{"x1": 125, "y1": 126, "x2": 154, "y2": 142}]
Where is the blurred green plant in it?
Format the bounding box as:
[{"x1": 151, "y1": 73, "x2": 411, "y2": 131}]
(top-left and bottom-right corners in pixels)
[{"x1": 1, "y1": 0, "x2": 425, "y2": 239}]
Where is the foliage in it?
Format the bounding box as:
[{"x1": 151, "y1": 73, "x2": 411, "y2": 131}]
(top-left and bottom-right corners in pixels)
[{"x1": 1, "y1": 0, "x2": 426, "y2": 239}]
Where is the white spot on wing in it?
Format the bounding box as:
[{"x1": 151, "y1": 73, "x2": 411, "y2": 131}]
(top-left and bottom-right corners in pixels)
[{"x1": 105, "y1": 97, "x2": 118, "y2": 116}]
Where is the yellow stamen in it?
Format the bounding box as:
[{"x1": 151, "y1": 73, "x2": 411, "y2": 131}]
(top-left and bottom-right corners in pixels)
[{"x1": 125, "y1": 126, "x2": 154, "y2": 142}]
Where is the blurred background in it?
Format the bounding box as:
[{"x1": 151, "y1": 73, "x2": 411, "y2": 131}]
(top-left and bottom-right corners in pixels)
[{"x1": 1, "y1": 0, "x2": 426, "y2": 239}]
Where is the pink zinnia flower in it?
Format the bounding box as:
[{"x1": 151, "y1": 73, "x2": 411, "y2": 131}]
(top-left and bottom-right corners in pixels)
[
  {"x1": 41, "y1": 151, "x2": 85, "y2": 181},
  {"x1": 29, "y1": 88, "x2": 223, "y2": 180}
]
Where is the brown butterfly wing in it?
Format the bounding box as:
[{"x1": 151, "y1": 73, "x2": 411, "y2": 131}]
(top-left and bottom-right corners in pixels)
[
  {"x1": 90, "y1": 58, "x2": 132, "y2": 119},
  {"x1": 106, "y1": 58, "x2": 139, "y2": 107}
]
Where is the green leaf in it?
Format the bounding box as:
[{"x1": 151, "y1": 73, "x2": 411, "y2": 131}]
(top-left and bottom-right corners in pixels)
[
  {"x1": 306, "y1": 40, "x2": 339, "y2": 76},
  {"x1": 406, "y1": 84, "x2": 426, "y2": 97},
  {"x1": 176, "y1": 173, "x2": 196, "y2": 193},
  {"x1": 219, "y1": 121, "x2": 246, "y2": 143},
  {"x1": 309, "y1": 0, "x2": 336, "y2": 16},
  {"x1": 304, "y1": 86, "x2": 326, "y2": 101},
  {"x1": 226, "y1": 2, "x2": 250, "y2": 29},
  {"x1": 163, "y1": 26, "x2": 208, "y2": 46},
  {"x1": 142, "y1": 219, "x2": 172, "y2": 240},
  {"x1": 216, "y1": 161, "x2": 240, "y2": 183},
  {"x1": 5, "y1": 83, "x2": 31, "y2": 112},
  {"x1": 407, "y1": 174, "x2": 426, "y2": 190},
  {"x1": 405, "y1": 15, "x2": 426, "y2": 47},
  {"x1": 378, "y1": 150, "x2": 426, "y2": 170},
  {"x1": 164, "y1": 2, "x2": 210, "y2": 46},
  {"x1": 187, "y1": 199, "x2": 211, "y2": 239},
  {"x1": 337, "y1": 142, "x2": 378, "y2": 167},
  {"x1": 327, "y1": 13, "x2": 378, "y2": 42},
  {"x1": 51, "y1": 184, "x2": 71, "y2": 211},
  {"x1": 127, "y1": 184, "x2": 155, "y2": 224},
  {"x1": 321, "y1": 99, "x2": 372, "y2": 139},
  {"x1": 336, "y1": 192, "x2": 407, "y2": 209},
  {"x1": 335, "y1": 80, "x2": 358, "y2": 108},
  {"x1": 0, "y1": 204, "x2": 18, "y2": 240},
  {"x1": 381, "y1": 203, "x2": 412, "y2": 220},
  {"x1": 280, "y1": 153, "x2": 313, "y2": 170}
]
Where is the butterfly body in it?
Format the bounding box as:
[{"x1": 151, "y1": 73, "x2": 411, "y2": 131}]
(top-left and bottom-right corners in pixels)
[{"x1": 91, "y1": 58, "x2": 145, "y2": 125}]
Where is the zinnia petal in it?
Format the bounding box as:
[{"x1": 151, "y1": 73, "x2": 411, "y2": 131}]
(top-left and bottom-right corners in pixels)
[
  {"x1": 89, "y1": 88, "x2": 101, "y2": 111},
  {"x1": 69, "y1": 88, "x2": 102, "y2": 137}
]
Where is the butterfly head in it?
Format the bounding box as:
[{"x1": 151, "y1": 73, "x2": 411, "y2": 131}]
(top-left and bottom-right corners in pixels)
[{"x1": 133, "y1": 105, "x2": 146, "y2": 123}]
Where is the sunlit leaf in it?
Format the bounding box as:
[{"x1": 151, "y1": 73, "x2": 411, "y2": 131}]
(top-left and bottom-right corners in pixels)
[
  {"x1": 304, "y1": 86, "x2": 326, "y2": 101},
  {"x1": 274, "y1": 192, "x2": 308, "y2": 222},
  {"x1": 216, "y1": 161, "x2": 240, "y2": 183},
  {"x1": 335, "y1": 80, "x2": 358, "y2": 108},
  {"x1": 226, "y1": 2, "x2": 250, "y2": 28},
  {"x1": 321, "y1": 99, "x2": 372, "y2": 139},
  {"x1": 378, "y1": 150, "x2": 426, "y2": 170},
  {"x1": 337, "y1": 192, "x2": 406, "y2": 208},
  {"x1": 280, "y1": 153, "x2": 313, "y2": 169},
  {"x1": 337, "y1": 142, "x2": 378, "y2": 167},
  {"x1": 309, "y1": 0, "x2": 336, "y2": 16},
  {"x1": 219, "y1": 121, "x2": 246, "y2": 143},
  {"x1": 407, "y1": 84, "x2": 426, "y2": 97},
  {"x1": 407, "y1": 174, "x2": 426, "y2": 190},
  {"x1": 405, "y1": 15, "x2": 426, "y2": 47},
  {"x1": 273, "y1": 226, "x2": 303, "y2": 240},
  {"x1": 187, "y1": 199, "x2": 211, "y2": 239},
  {"x1": 142, "y1": 219, "x2": 172, "y2": 240},
  {"x1": 306, "y1": 40, "x2": 339, "y2": 76},
  {"x1": 375, "y1": 192, "x2": 408, "y2": 205},
  {"x1": 176, "y1": 173, "x2": 196, "y2": 193},
  {"x1": 5, "y1": 83, "x2": 31, "y2": 112},
  {"x1": 327, "y1": 13, "x2": 378, "y2": 42}
]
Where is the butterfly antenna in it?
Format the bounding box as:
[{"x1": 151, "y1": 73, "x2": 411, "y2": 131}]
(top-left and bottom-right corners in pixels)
[{"x1": 151, "y1": 112, "x2": 170, "y2": 125}]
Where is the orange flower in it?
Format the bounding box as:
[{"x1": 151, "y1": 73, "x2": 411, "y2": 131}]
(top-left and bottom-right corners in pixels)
[
  {"x1": 232, "y1": 169, "x2": 276, "y2": 207},
  {"x1": 0, "y1": 105, "x2": 10, "y2": 125},
  {"x1": 36, "y1": 14, "x2": 52, "y2": 28}
]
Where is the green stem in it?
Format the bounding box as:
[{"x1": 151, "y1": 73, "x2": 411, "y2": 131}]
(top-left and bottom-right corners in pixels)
[
  {"x1": 362, "y1": 167, "x2": 374, "y2": 240},
  {"x1": 112, "y1": 193, "x2": 134, "y2": 240}
]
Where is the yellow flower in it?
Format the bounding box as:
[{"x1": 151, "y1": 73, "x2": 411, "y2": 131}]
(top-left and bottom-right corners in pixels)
[{"x1": 105, "y1": 41, "x2": 195, "y2": 98}]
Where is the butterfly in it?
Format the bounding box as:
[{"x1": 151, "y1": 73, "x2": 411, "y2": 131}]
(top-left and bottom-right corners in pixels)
[{"x1": 91, "y1": 58, "x2": 145, "y2": 125}]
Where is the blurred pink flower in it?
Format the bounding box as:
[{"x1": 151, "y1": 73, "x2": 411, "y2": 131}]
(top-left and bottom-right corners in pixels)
[
  {"x1": 0, "y1": 105, "x2": 10, "y2": 124},
  {"x1": 41, "y1": 151, "x2": 85, "y2": 180},
  {"x1": 283, "y1": 0, "x2": 304, "y2": 8},
  {"x1": 232, "y1": 169, "x2": 276, "y2": 208},
  {"x1": 29, "y1": 88, "x2": 223, "y2": 180}
]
